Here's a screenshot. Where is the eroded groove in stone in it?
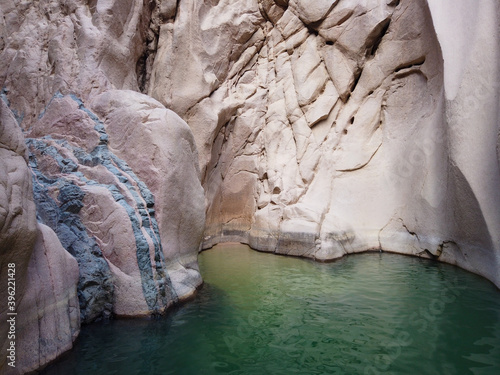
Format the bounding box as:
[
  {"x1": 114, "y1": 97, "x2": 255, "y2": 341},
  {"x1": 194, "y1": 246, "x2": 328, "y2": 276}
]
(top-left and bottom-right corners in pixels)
[{"x1": 149, "y1": 0, "x2": 500, "y2": 290}]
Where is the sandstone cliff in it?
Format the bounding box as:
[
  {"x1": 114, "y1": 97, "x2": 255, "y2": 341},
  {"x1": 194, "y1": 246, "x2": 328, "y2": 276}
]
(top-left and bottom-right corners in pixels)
[
  {"x1": 150, "y1": 0, "x2": 500, "y2": 288},
  {"x1": 0, "y1": 0, "x2": 499, "y2": 373}
]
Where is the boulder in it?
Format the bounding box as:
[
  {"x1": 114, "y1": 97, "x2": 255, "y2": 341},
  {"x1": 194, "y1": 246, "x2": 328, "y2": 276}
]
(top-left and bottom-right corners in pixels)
[{"x1": 91, "y1": 90, "x2": 205, "y2": 301}]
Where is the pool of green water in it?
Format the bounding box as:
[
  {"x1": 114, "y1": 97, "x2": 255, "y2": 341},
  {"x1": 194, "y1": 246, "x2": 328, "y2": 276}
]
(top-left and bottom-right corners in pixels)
[{"x1": 42, "y1": 244, "x2": 500, "y2": 375}]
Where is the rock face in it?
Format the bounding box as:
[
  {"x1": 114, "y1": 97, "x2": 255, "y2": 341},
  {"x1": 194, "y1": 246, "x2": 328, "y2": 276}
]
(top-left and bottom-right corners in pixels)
[
  {"x1": 90, "y1": 90, "x2": 205, "y2": 300},
  {"x1": 25, "y1": 90, "x2": 204, "y2": 319},
  {"x1": 150, "y1": 0, "x2": 500, "y2": 288},
  {"x1": 1, "y1": 101, "x2": 79, "y2": 375},
  {"x1": 0, "y1": 0, "x2": 499, "y2": 372},
  {"x1": 0, "y1": 0, "x2": 152, "y2": 118},
  {"x1": 426, "y1": 0, "x2": 500, "y2": 287},
  {"x1": 1, "y1": 0, "x2": 205, "y2": 372},
  {"x1": 13, "y1": 223, "x2": 80, "y2": 375},
  {"x1": 1, "y1": 0, "x2": 204, "y2": 308},
  {"x1": 0, "y1": 97, "x2": 38, "y2": 373}
]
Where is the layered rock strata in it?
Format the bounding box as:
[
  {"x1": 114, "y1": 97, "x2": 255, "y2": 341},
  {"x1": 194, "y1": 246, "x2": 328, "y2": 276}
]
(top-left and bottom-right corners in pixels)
[
  {"x1": 150, "y1": 0, "x2": 500, "y2": 288},
  {"x1": 1, "y1": 1, "x2": 205, "y2": 373}
]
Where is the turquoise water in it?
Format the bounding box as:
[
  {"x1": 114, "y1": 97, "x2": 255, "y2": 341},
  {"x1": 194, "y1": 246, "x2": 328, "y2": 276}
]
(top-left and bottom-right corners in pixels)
[{"x1": 42, "y1": 244, "x2": 500, "y2": 375}]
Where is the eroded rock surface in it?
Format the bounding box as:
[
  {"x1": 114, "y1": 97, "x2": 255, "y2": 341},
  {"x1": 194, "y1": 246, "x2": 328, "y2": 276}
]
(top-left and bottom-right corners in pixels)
[
  {"x1": 1, "y1": 100, "x2": 79, "y2": 375},
  {"x1": 26, "y1": 91, "x2": 203, "y2": 318},
  {"x1": 150, "y1": 0, "x2": 500, "y2": 288},
  {"x1": 13, "y1": 223, "x2": 80, "y2": 375},
  {"x1": 0, "y1": 0, "x2": 499, "y2": 373},
  {"x1": 0, "y1": 0, "x2": 154, "y2": 120},
  {"x1": 0, "y1": 0, "x2": 205, "y2": 372},
  {"x1": 0, "y1": 97, "x2": 38, "y2": 374},
  {"x1": 0, "y1": 0, "x2": 204, "y2": 312},
  {"x1": 91, "y1": 90, "x2": 205, "y2": 300}
]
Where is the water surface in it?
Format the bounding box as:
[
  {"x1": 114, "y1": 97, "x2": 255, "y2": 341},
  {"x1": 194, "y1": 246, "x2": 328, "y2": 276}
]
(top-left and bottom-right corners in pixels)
[{"x1": 42, "y1": 244, "x2": 500, "y2": 374}]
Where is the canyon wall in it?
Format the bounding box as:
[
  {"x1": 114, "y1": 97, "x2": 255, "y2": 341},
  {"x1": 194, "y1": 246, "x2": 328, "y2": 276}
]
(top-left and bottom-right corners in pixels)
[
  {"x1": 0, "y1": 1, "x2": 204, "y2": 373},
  {"x1": 150, "y1": 0, "x2": 500, "y2": 288},
  {"x1": 0, "y1": 0, "x2": 499, "y2": 373}
]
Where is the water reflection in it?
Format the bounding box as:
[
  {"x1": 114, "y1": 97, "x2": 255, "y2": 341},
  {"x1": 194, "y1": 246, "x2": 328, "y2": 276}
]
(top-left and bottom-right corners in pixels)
[{"x1": 42, "y1": 245, "x2": 500, "y2": 375}]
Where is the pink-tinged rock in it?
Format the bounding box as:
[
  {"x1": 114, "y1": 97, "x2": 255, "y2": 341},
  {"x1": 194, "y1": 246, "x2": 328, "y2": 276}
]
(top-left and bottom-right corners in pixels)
[
  {"x1": 79, "y1": 184, "x2": 150, "y2": 316},
  {"x1": 0, "y1": 100, "x2": 37, "y2": 373},
  {"x1": 0, "y1": 0, "x2": 155, "y2": 131},
  {"x1": 27, "y1": 95, "x2": 100, "y2": 151},
  {"x1": 91, "y1": 90, "x2": 205, "y2": 300},
  {"x1": 6, "y1": 224, "x2": 80, "y2": 375}
]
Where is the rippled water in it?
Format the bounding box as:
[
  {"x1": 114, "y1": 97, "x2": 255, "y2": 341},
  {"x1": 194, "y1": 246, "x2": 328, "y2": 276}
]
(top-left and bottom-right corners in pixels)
[{"x1": 42, "y1": 244, "x2": 500, "y2": 375}]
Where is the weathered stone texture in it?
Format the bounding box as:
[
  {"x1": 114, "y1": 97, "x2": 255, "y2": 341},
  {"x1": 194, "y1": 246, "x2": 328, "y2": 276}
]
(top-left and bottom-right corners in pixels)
[
  {"x1": 0, "y1": 98, "x2": 38, "y2": 374},
  {"x1": 10, "y1": 223, "x2": 80, "y2": 375},
  {"x1": 0, "y1": 0, "x2": 205, "y2": 372},
  {"x1": 1, "y1": 101, "x2": 78, "y2": 375},
  {"x1": 0, "y1": 0, "x2": 499, "y2": 372},
  {"x1": 150, "y1": 0, "x2": 500, "y2": 288}
]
